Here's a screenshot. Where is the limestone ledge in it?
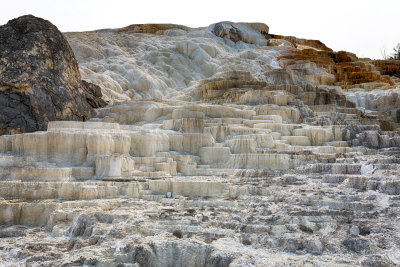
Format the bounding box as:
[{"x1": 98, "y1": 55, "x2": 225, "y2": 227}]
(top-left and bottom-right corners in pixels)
[{"x1": 0, "y1": 101, "x2": 361, "y2": 181}]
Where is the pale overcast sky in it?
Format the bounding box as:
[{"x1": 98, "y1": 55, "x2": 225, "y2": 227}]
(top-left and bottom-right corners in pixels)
[{"x1": 1, "y1": 0, "x2": 399, "y2": 59}]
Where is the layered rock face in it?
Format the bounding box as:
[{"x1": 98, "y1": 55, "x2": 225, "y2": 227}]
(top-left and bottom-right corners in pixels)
[
  {"x1": 373, "y1": 60, "x2": 400, "y2": 78},
  {"x1": 0, "y1": 15, "x2": 106, "y2": 135},
  {"x1": 1, "y1": 18, "x2": 400, "y2": 266}
]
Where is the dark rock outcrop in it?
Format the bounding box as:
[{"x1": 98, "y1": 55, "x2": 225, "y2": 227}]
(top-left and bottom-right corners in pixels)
[
  {"x1": 0, "y1": 15, "x2": 106, "y2": 135},
  {"x1": 214, "y1": 22, "x2": 242, "y2": 43},
  {"x1": 213, "y1": 22, "x2": 269, "y2": 45}
]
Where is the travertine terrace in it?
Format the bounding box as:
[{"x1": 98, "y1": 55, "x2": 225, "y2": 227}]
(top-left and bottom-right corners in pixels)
[{"x1": 0, "y1": 19, "x2": 400, "y2": 266}]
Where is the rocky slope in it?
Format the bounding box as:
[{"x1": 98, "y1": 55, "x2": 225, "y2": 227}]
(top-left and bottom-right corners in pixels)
[
  {"x1": 0, "y1": 18, "x2": 399, "y2": 266},
  {"x1": 0, "y1": 15, "x2": 106, "y2": 135}
]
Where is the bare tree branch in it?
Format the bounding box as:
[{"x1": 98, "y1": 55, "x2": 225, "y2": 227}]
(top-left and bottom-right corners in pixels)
[{"x1": 380, "y1": 46, "x2": 388, "y2": 60}]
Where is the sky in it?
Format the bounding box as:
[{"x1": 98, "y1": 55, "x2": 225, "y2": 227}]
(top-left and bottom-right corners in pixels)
[{"x1": 1, "y1": 0, "x2": 399, "y2": 59}]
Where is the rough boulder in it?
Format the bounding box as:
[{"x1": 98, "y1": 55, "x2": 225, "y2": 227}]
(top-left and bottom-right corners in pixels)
[{"x1": 0, "y1": 15, "x2": 106, "y2": 135}]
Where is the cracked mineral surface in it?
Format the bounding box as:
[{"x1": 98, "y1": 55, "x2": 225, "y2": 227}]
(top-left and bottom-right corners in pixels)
[{"x1": 0, "y1": 17, "x2": 400, "y2": 266}]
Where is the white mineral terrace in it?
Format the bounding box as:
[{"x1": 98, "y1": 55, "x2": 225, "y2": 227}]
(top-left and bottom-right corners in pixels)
[{"x1": 0, "y1": 21, "x2": 400, "y2": 266}]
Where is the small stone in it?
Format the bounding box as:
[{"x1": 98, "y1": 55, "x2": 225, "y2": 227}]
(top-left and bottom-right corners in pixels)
[
  {"x1": 350, "y1": 225, "x2": 360, "y2": 236},
  {"x1": 304, "y1": 238, "x2": 324, "y2": 255},
  {"x1": 172, "y1": 230, "x2": 182, "y2": 238}
]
